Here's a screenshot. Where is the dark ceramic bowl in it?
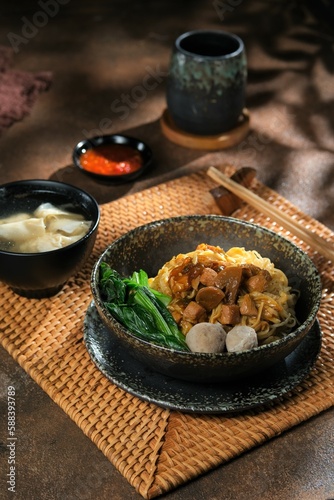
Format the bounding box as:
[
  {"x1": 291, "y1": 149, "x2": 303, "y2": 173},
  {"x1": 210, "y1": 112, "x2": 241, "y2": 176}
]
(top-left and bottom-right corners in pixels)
[
  {"x1": 0, "y1": 180, "x2": 100, "y2": 298},
  {"x1": 91, "y1": 215, "x2": 322, "y2": 383},
  {"x1": 73, "y1": 134, "x2": 152, "y2": 182}
]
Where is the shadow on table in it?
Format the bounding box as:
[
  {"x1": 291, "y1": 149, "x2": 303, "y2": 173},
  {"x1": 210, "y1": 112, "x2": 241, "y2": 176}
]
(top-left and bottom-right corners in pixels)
[{"x1": 49, "y1": 117, "x2": 208, "y2": 204}]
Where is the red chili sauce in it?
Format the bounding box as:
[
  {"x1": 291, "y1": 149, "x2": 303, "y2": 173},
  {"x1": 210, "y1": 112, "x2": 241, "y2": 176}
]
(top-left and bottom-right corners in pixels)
[{"x1": 80, "y1": 144, "x2": 143, "y2": 176}]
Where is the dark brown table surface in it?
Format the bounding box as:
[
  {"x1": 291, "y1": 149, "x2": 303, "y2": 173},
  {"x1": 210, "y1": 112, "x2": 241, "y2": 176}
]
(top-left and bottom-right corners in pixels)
[{"x1": 0, "y1": 1, "x2": 333, "y2": 499}]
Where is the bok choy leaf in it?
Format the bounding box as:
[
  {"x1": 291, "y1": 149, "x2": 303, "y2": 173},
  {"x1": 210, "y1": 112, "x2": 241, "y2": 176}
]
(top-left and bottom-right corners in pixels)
[{"x1": 98, "y1": 262, "x2": 189, "y2": 351}]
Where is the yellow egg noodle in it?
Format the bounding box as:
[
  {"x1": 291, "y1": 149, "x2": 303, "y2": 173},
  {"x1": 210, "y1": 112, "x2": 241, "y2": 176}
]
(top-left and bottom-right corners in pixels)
[{"x1": 149, "y1": 244, "x2": 298, "y2": 346}]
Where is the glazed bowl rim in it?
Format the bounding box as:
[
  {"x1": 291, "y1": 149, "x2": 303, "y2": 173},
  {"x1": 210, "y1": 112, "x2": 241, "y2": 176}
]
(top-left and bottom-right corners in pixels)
[
  {"x1": 91, "y1": 214, "x2": 322, "y2": 360},
  {"x1": 0, "y1": 178, "x2": 100, "y2": 256},
  {"x1": 175, "y1": 29, "x2": 245, "y2": 60}
]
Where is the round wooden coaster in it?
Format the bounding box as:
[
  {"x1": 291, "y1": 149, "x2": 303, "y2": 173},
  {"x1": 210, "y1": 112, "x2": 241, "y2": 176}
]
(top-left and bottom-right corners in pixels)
[{"x1": 160, "y1": 108, "x2": 250, "y2": 150}]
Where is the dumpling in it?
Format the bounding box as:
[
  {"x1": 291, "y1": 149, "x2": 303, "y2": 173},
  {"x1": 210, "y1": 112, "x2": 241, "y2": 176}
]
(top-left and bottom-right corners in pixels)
[
  {"x1": 46, "y1": 217, "x2": 91, "y2": 236},
  {"x1": 0, "y1": 217, "x2": 45, "y2": 242},
  {"x1": 0, "y1": 203, "x2": 92, "y2": 253},
  {"x1": 34, "y1": 202, "x2": 77, "y2": 218}
]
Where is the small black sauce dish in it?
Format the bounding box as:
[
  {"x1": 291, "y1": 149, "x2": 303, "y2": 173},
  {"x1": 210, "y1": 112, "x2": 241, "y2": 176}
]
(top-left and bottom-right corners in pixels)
[{"x1": 73, "y1": 134, "x2": 153, "y2": 183}]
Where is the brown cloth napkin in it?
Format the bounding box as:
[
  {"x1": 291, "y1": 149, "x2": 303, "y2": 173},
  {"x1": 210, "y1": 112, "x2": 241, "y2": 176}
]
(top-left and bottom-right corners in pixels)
[{"x1": 0, "y1": 46, "x2": 52, "y2": 135}]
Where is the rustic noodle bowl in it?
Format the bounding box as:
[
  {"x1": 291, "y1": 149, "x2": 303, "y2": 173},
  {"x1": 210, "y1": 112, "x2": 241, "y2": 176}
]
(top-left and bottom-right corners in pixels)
[{"x1": 91, "y1": 215, "x2": 322, "y2": 383}]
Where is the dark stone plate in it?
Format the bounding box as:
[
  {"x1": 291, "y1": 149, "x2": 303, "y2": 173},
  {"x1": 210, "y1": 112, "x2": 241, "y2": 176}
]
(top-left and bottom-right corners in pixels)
[{"x1": 83, "y1": 302, "x2": 322, "y2": 414}]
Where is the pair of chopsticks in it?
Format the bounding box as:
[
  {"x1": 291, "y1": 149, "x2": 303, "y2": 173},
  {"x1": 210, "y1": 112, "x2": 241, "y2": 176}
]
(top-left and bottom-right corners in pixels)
[{"x1": 207, "y1": 166, "x2": 334, "y2": 263}]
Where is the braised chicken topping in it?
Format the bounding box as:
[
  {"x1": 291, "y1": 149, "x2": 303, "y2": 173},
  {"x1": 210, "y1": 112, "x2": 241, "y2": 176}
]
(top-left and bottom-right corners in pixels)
[
  {"x1": 149, "y1": 244, "x2": 298, "y2": 347},
  {"x1": 168, "y1": 261, "x2": 272, "y2": 334}
]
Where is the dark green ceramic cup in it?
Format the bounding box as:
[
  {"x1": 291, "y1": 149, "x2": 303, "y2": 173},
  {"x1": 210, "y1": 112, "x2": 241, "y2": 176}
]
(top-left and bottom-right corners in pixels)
[{"x1": 166, "y1": 30, "x2": 247, "y2": 136}]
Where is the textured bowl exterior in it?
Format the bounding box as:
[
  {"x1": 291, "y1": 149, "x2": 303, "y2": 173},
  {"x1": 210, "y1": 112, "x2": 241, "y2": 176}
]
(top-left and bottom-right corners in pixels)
[
  {"x1": 91, "y1": 215, "x2": 322, "y2": 383},
  {"x1": 0, "y1": 180, "x2": 100, "y2": 298}
]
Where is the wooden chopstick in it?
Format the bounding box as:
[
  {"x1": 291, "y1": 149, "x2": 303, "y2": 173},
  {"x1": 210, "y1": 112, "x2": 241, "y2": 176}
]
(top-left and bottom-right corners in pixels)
[{"x1": 207, "y1": 166, "x2": 334, "y2": 262}]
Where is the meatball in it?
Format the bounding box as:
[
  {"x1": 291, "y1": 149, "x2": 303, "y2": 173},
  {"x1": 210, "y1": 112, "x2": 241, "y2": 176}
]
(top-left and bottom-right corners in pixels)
[
  {"x1": 186, "y1": 322, "x2": 227, "y2": 353},
  {"x1": 225, "y1": 325, "x2": 258, "y2": 353}
]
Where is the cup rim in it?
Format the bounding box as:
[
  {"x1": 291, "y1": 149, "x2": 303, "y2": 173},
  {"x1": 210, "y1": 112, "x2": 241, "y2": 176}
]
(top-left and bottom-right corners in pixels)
[{"x1": 175, "y1": 29, "x2": 244, "y2": 59}]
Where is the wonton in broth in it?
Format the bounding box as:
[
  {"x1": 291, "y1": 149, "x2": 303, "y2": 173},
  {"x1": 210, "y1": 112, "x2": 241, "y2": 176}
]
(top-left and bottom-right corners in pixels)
[{"x1": 0, "y1": 203, "x2": 92, "y2": 253}]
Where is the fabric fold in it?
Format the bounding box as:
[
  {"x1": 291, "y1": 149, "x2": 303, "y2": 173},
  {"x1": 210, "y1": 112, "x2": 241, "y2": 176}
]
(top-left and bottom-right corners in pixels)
[{"x1": 0, "y1": 45, "x2": 52, "y2": 135}]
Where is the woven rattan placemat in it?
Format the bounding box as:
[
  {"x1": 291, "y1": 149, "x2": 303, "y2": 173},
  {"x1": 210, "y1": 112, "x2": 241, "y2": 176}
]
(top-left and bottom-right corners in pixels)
[{"x1": 1, "y1": 166, "x2": 333, "y2": 499}]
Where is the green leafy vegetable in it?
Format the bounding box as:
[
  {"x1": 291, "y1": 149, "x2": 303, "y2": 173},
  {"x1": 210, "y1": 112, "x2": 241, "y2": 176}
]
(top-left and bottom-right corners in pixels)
[{"x1": 98, "y1": 262, "x2": 189, "y2": 351}]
